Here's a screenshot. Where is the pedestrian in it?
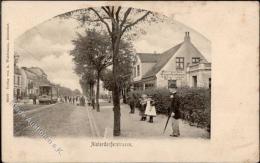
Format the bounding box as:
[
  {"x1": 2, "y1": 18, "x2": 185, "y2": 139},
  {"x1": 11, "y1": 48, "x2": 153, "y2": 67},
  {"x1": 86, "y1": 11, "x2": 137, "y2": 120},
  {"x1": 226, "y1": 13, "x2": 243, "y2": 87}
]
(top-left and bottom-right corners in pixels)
[
  {"x1": 91, "y1": 97, "x2": 95, "y2": 109},
  {"x1": 168, "y1": 88, "x2": 181, "y2": 137},
  {"x1": 108, "y1": 95, "x2": 111, "y2": 103},
  {"x1": 139, "y1": 94, "x2": 147, "y2": 121},
  {"x1": 77, "y1": 96, "x2": 80, "y2": 106},
  {"x1": 33, "y1": 94, "x2": 37, "y2": 105},
  {"x1": 144, "y1": 96, "x2": 157, "y2": 123},
  {"x1": 81, "y1": 96, "x2": 85, "y2": 106},
  {"x1": 87, "y1": 97, "x2": 91, "y2": 106},
  {"x1": 128, "y1": 94, "x2": 135, "y2": 114},
  {"x1": 73, "y1": 96, "x2": 75, "y2": 104}
]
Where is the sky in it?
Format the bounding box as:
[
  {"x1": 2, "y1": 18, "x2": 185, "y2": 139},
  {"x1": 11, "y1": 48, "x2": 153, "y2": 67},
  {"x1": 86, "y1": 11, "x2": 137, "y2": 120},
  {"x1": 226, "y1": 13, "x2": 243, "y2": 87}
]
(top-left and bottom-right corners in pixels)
[{"x1": 15, "y1": 12, "x2": 211, "y2": 92}]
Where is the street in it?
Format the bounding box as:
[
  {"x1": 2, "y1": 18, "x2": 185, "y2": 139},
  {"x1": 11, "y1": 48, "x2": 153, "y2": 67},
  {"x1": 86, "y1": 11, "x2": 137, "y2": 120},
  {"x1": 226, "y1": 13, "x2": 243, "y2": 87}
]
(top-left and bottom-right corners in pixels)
[
  {"x1": 14, "y1": 102, "x2": 99, "y2": 137},
  {"x1": 14, "y1": 101, "x2": 209, "y2": 139}
]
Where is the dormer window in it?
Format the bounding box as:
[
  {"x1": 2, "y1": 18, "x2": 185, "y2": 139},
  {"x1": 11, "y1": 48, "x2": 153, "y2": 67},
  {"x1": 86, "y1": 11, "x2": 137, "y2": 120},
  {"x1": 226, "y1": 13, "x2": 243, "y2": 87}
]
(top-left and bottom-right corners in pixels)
[
  {"x1": 192, "y1": 57, "x2": 200, "y2": 64},
  {"x1": 176, "y1": 57, "x2": 184, "y2": 70}
]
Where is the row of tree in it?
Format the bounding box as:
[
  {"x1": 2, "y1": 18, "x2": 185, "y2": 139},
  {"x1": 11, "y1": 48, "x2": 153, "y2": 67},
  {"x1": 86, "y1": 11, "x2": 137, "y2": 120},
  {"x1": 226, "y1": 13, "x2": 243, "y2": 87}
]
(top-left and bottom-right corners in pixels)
[
  {"x1": 59, "y1": 6, "x2": 160, "y2": 136},
  {"x1": 70, "y1": 29, "x2": 135, "y2": 112},
  {"x1": 55, "y1": 84, "x2": 81, "y2": 97}
]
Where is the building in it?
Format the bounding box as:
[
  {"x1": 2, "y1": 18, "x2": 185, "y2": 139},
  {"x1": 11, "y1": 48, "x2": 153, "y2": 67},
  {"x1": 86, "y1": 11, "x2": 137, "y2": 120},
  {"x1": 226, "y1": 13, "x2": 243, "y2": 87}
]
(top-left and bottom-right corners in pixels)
[
  {"x1": 14, "y1": 66, "x2": 22, "y2": 100},
  {"x1": 20, "y1": 67, "x2": 50, "y2": 97},
  {"x1": 132, "y1": 53, "x2": 160, "y2": 90},
  {"x1": 132, "y1": 32, "x2": 211, "y2": 90}
]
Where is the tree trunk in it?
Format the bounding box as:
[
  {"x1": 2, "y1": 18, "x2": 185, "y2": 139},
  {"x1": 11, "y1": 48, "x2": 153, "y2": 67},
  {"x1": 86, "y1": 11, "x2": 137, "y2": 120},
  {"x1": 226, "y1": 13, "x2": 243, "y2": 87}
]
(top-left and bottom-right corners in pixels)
[
  {"x1": 90, "y1": 83, "x2": 95, "y2": 109},
  {"x1": 96, "y1": 72, "x2": 100, "y2": 112},
  {"x1": 112, "y1": 31, "x2": 121, "y2": 136},
  {"x1": 122, "y1": 88, "x2": 127, "y2": 104}
]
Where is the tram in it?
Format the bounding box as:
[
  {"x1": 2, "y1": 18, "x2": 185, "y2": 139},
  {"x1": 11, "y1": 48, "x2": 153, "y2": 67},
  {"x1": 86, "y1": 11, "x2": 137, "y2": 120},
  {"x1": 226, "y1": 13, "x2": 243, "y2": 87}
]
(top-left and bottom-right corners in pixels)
[{"x1": 38, "y1": 84, "x2": 58, "y2": 104}]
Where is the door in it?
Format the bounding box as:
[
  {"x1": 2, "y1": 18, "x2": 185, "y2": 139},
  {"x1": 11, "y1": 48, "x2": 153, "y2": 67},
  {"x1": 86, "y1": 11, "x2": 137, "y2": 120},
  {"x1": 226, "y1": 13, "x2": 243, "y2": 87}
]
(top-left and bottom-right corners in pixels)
[{"x1": 192, "y1": 76, "x2": 197, "y2": 88}]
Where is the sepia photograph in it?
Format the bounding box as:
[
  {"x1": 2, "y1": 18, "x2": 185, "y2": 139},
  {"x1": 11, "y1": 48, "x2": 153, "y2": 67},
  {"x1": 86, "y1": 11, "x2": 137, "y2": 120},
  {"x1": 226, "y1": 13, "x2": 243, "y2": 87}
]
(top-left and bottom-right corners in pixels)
[{"x1": 13, "y1": 6, "x2": 211, "y2": 139}]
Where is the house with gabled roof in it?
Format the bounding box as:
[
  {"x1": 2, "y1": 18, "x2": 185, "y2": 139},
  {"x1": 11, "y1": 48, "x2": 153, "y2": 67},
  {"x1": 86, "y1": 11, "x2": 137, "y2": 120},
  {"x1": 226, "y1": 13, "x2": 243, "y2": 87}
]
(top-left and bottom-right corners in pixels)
[{"x1": 132, "y1": 32, "x2": 211, "y2": 90}]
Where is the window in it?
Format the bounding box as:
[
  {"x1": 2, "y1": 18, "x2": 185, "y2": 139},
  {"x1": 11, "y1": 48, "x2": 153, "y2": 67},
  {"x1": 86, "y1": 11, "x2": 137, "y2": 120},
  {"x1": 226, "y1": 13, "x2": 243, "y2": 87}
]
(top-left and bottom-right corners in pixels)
[
  {"x1": 176, "y1": 57, "x2": 184, "y2": 70},
  {"x1": 145, "y1": 83, "x2": 154, "y2": 89},
  {"x1": 192, "y1": 57, "x2": 200, "y2": 64},
  {"x1": 168, "y1": 80, "x2": 177, "y2": 89},
  {"x1": 137, "y1": 65, "x2": 140, "y2": 76}
]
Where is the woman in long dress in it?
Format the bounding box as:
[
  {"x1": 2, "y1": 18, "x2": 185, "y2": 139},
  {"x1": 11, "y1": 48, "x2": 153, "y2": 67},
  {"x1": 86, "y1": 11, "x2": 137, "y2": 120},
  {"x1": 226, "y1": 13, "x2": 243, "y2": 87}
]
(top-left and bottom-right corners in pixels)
[{"x1": 145, "y1": 97, "x2": 157, "y2": 123}]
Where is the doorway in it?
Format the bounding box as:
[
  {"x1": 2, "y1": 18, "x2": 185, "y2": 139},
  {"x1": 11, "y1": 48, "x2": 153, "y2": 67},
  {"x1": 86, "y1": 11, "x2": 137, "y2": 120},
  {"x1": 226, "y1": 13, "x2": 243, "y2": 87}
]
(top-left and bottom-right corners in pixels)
[{"x1": 192, "y1": 76, "x2": 197, "y2": 88}]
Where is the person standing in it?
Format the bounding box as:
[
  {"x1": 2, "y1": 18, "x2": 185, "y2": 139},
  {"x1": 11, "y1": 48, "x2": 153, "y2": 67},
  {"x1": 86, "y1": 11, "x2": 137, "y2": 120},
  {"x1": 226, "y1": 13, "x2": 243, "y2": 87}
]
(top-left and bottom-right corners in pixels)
[
  {"x1": 168, "y1": 88, "x2": 181, "y2": 137},
  {"x1": 139, "y1": 94, "x2": 147, "y2": 121},
  {"x1": 129, "y1": 94, "x2": 135, "y2": 114},
  {"x1": 145, "y1": 96, "x2": 157, "y2": 123},
  {"x1": 33, "y1": 94, "x2": 37, "y2": 105}
]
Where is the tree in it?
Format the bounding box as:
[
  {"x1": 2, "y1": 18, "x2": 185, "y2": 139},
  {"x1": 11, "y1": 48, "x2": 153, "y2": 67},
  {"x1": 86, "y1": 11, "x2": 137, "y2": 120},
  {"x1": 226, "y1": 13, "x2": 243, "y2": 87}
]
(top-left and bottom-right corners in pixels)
[
  {"x1": 71, "y1": 29, "x2": 112, "y2": 112},
  {"x1": 101, "y1": 40, "x2": 136, "y2": 103},
  {"x1": 73, "y1": 89, "x2": 81, "y2": 95},
  {"x1": 59, "y1": 6, "x2": 161, "y2": 136},
  {"x1": 75, "y1": 61, "x2": 96, "y2": 109}
]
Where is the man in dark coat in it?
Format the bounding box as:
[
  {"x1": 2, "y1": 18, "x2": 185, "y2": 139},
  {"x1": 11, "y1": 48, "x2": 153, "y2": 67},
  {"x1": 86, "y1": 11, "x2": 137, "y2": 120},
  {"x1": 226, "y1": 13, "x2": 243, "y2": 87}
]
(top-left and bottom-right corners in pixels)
[
  {"x1": 168, "y1": 88, "x2": 181, "y2": 137},
  {"x1": 128, "y1": 94, "x2": 135, "y2": 114},
  {"x1": 33, "y1": 94, "x2": 37, "y2": 105}
]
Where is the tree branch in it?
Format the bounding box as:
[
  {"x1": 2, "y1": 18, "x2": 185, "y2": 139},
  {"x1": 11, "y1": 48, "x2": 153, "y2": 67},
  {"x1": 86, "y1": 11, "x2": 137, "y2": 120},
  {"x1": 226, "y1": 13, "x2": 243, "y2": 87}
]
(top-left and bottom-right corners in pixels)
[
  {"x1": 121, "y1": 11, "x2": 151, "y2": 34},
  {"x1": 102, "y1": 6, "x2": 110, "y2": 16},
  {"x1": 115, "y1": 6, "x2": 121, "y2": 23},
  {"x1": 120, "y1": 8, "x2": 132, "y2": 29},
  {"x1": 89, "y1": 7, "x2": 112, "y2": 35}
]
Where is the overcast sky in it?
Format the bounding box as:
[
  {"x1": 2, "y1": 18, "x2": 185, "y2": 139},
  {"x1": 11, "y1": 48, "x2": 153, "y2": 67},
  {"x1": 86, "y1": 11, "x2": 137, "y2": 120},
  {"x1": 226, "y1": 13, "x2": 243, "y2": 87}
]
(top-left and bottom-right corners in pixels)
[{"x1": 15, "y1": 13, "x2": 211, "y2": 92}]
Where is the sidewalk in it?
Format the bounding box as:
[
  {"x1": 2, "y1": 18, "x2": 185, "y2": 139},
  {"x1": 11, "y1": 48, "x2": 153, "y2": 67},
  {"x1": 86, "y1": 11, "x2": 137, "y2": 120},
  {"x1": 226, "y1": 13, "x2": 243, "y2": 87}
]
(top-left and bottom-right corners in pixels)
[{"x1": 90, "y1": 102, "x2": 210, "y2": 139}]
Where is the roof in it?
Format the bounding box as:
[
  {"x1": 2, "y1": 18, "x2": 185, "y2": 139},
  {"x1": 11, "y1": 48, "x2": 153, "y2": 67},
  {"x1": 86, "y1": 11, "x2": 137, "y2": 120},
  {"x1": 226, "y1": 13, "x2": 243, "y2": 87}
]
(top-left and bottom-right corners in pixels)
[
  {"x1": 137, "y1": 53, "x2": 160, "y2": 63},
  {"x1": 142, "y1": 32, "x2": 209, "y2": 79},
  {"x1": 28, "y1": 67, "x2": 47, "y2": 77},
  {"x1": 142, "y1": 43, "x2": 183, "y2": 79},
  {"x1": 22, "y1": 68, "x2": 38, "y2": 79},
  {"x1": 25, "y1": 71, "x2": 37, "y2": 79}
]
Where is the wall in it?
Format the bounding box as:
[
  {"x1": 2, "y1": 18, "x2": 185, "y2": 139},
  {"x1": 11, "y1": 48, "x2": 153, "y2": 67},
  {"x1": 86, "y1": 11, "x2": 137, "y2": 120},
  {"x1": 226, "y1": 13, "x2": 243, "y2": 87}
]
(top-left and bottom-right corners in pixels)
[
  {"x1": 186, "y1": 63, "x2": 211, "y2": 88},
  {"x1": 156, "y1": 40, "x2": 209, "y2": 88}
]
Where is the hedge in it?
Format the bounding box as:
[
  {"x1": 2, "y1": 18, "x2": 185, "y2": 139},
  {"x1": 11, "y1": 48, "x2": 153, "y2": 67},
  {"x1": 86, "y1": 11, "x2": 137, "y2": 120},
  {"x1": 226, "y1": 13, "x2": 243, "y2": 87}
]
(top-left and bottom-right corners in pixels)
[{"x1": 127, "y1": 87, "x2": 211, "y2": 132}]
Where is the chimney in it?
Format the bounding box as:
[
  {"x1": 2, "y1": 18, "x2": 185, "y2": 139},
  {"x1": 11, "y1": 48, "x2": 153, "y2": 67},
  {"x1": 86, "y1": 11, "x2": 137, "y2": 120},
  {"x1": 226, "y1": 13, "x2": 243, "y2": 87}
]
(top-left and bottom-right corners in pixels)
[{"x1": 184, "y1": 32, "x2": 190, "y2": 42}]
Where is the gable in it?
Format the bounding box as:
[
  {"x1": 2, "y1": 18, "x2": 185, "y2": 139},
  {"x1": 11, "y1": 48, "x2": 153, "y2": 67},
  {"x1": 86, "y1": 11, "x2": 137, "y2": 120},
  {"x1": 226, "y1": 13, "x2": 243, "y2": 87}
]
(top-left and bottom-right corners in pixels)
[
  {"x1": 142, "y1": 40, "x2": 208, "y2": 79},
  {"x1": 142, "y1": 43, "x2": 183, "y2": 79}
]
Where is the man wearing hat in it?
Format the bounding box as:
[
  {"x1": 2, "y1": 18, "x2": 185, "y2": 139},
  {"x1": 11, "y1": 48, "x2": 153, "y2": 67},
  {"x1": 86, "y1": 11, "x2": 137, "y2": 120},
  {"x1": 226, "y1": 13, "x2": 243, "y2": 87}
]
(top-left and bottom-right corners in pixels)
[{"x1": 168, "y1": 87, "x2": 181, "y2": 137}]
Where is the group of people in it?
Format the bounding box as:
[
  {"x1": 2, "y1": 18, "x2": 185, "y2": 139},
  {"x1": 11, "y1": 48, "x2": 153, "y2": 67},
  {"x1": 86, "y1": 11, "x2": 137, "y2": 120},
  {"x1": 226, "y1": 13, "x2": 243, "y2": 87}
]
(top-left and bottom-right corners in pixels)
[
  {"x1": 128, "y1": 94, "x2": 157, "y2": 123},
  {"x1": 60, "y1": 95, "x2": 86, "y2": 106},
  {"x1": 128, "y1": 87, "x2": 181, "y2": 137}
]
